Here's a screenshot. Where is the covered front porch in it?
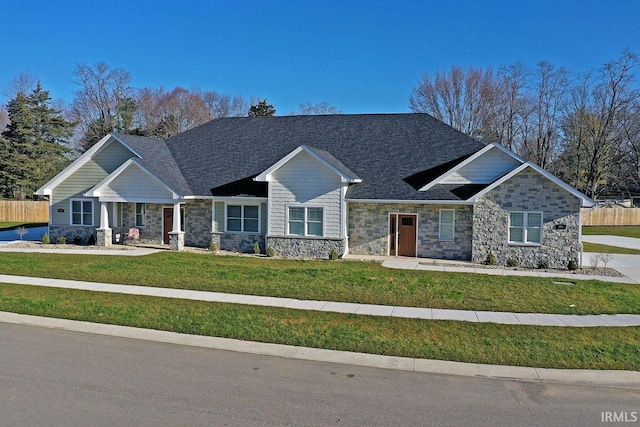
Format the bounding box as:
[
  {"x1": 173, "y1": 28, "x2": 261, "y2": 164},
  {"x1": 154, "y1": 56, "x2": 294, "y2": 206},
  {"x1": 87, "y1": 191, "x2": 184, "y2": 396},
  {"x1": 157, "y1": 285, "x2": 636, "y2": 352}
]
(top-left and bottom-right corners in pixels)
[{"x1": 95, "y1": 200, "x2": 186, "y2": 251}]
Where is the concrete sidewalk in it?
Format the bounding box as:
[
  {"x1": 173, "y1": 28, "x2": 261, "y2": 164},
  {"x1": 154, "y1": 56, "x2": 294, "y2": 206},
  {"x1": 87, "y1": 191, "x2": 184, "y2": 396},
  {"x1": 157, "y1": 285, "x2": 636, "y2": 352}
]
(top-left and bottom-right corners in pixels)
[
  {"x1": 1, "y1": 274, "x2": 638, "y2": 327},
  {"x1": 0, "y1": 245, "x2": 162, "y2": 256},
  {"x1": 2, "y1": 311, "x2": 638, "y2": 389}
]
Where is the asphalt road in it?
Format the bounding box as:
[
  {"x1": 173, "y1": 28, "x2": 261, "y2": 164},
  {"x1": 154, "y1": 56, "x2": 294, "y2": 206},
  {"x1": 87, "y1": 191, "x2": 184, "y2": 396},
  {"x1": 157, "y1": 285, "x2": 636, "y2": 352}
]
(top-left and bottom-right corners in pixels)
[{"x1": 1, "y1": 323, "x2": 638, "y2": 426}]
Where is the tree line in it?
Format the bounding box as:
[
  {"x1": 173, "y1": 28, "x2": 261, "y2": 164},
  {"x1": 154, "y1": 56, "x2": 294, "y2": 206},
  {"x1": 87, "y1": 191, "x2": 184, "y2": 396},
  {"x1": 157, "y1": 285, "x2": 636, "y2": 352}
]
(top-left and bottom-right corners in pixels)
[
  {"x1": 409, "y1": 50, "x2": 640, "y2": 199},
  {"x1": 0, "y1": 63, "x2": 340, "y2": 199}
]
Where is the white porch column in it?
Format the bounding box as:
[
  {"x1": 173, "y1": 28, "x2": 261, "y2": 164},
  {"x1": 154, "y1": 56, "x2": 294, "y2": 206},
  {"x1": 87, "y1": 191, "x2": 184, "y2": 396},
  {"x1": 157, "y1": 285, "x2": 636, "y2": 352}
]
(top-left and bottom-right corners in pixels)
[
  {"x1": 100, "y1": 202, "x2": 110, "y2": 229},
  {"x1": 169, "y1": 202, "x2": 184, "y2": 251},
  {"x1": 172, "y1": 202, "x2": 181, "y2": 232},
  {"x1": 97, "y1": 201, "x2": 112, "y2": 247}
]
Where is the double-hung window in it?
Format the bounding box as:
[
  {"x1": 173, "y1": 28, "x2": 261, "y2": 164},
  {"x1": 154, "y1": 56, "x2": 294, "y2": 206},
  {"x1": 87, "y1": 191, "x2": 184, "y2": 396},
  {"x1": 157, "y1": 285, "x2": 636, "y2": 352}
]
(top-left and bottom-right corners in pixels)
[
  {"x1": 439, "y1": 209, "x2": 455, "y2": 241},
  {"x1": 71, "y1": 199, "x2": 93, "y2": 226},
  {"x1": 136, "y1": 203, "x2": 146, "y2": 227},
  {"x1": 288, "y1": 207, "x2": 323, "y2": 237},
  {"x1": 509, "y1": 212, "x2": 542, "y2": 244},
  {"x1": 226, "y1": 205, "x2": 260, "y2": 233}
]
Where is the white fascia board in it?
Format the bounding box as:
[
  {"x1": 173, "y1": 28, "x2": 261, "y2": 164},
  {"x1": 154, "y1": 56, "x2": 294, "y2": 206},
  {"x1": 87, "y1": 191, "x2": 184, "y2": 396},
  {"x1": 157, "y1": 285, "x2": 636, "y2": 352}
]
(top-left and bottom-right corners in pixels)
[
  {"x1": 210, "y1": 196, "x2": 269, "y2": 202},
  {"x1": 254, "y1": 145, "x2": 360, "y2": 183},
  {"x1": 84, "y1": 158, "x2": 182, "y2": 200},
  {"x1": 468, "y1": 162, "x2": 596, "y2": 207},
  {"x1": 36, "y1": 133, "x2": 122, "y2": 195},
  {"x1": 345, "y1": 198, "x2": 474, "y2": 205},
  {"x1": 419, "y1": 144, "x2": 496, "y2": 192}
]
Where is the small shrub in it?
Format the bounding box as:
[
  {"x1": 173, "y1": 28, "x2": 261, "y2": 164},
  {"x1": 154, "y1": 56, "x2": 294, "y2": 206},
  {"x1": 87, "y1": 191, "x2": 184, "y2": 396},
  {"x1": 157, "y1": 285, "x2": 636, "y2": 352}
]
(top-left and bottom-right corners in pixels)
[
  {"x1": 506, "y1": 258, "x2": 519, "y2": 267},
  {"x1": 41, "y1": 233, "x2": 51, "y2": 245},
  {"x1": 87, "y1": 234, "x2": 96, "y2": 246},
  {"x1": 209, "y1": 241, "x2": 218, "y2": 252},
  {"x1": 14, "y1": 226, "x2": 28, "y2": 241},
  {"x1": 567, "y1": 259, "x2": 578, "y2": 271},
  {"x1": 596, "y1": 252, "x2": 614, "y2": 269},
  {"x1": 329, "y1": 248, "x2": 339, "y2": 260},
  {"x1": 57, "y1": 236, "x2": 67, "y2": 245},
  {"x1": 485, "y1": 252, "x2": 496, "y2": 265},
  {"x1": 73, "y1": 236, "x2": 82, "y2": 245},
  {"x1": 536, "y1": 259, "x2": 549, "y2": 269},
  {"x1": 266, "y1": 246, "x2": 275, "y2": 257},
  {"x1": 253, "y1": 242, "x2": 261, "y2": 255}
]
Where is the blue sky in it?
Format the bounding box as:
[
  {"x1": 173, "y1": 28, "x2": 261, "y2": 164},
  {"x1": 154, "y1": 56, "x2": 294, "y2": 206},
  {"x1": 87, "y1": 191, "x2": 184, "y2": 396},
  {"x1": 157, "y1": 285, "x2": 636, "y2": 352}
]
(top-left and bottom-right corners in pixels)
[{"x1": 1, "y1": 0, "x2": 638, "y2": 114}]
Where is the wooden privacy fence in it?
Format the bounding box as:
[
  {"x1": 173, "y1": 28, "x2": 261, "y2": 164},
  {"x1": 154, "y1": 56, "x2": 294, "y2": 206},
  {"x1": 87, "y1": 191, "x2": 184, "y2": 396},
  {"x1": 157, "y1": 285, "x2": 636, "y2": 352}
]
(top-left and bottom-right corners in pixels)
[
  {"x1": 582, "y1": 207, "x2": 640, "y2": 226},
  {"x1": 0, "y1": 201, "x2": 49, "y2": 223}
]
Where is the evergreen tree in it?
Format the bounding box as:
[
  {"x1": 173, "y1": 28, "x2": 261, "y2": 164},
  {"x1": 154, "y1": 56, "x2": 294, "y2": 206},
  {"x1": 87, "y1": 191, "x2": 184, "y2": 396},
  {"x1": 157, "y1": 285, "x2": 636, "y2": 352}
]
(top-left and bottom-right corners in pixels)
[
  {"x1": 0, "y1": 83, "x2": 74, "y2": 199},
  {"x1": 247, "y1": 99, "x2": 276, "y2": 117}
]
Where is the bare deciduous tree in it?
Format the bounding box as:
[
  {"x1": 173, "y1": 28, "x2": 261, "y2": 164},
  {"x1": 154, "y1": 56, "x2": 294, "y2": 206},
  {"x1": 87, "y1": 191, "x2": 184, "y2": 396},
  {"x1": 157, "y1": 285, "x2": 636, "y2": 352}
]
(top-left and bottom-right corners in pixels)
[
  {"x1": 292, "y1": 101, "x2": 342, "y2": 115},
  {"x1": 409, "y1": 65, "x2": 498, "y2": 139},
  {"x1": 71, "y1": 62, "x2": 135, "y2": 151}
]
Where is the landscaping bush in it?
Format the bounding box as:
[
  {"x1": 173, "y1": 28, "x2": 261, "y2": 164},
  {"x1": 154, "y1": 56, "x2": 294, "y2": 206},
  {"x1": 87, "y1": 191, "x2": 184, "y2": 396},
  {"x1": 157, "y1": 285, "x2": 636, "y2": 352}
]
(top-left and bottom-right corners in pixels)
[
  {"x1": 41, "y1": 233, "x2": 51, "y2": 245},
  {"x1": 485, "y1": 252, "x2": 496, "y2": 265},
  {"x1": 253, "y1": 242, "x2": 261, "y2": 255},
  {"x1": 567, "y1": 259, "x2": 578, "y2": 271},
  {"x1": 266, "y1": 246, "x2": 275, "y2": 257},
  {"x1": 56, "y1": 236, "x2": 67, "y2": 245},
  {"x1": 329, "y1": 248, "x2": 339, "y2": 260},
  {"x1": 536, "y1": 259, "x2": 549, "y2": 269},
  {"x1": 506, "y1": 258, "x2": 519, "y2": 267},
  {"x1": 87, "y1": 234, "x2": 96, "y2": 246},
  {"x1": 209, "y1": 241, "x2": 218, "y2": 253}
]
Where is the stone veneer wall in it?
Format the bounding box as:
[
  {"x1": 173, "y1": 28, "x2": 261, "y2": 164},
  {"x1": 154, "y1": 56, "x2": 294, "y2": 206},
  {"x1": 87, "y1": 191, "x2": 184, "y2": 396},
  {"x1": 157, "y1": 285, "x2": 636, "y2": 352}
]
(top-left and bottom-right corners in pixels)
[
  {"x1": 348, "y1": 203, "x2": 473, "y2": 260},
  {"x1": 49, "y1": 225, "x2": 95, "y2": 243},
  {"x1": 184, "y1": 200, "x2": 212, "y2": 247},
  {"x1": 122, "y1": 203, "x2": 164, "y2": 245},
  {"x1": 211, "y1": 232, "x2": 265, "y2": 253},
  {"x1": 266, "y1": 236, "x2": 345, "y2": 259},
  {"x1": 471, "y1": 168, "x2": 581, "y2": 269}
]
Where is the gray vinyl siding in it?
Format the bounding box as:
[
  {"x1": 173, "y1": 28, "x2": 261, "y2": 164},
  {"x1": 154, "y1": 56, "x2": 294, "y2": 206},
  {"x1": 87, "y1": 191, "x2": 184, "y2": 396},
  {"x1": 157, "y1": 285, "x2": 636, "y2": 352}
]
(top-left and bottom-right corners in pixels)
[
  {"x1": 269, "y1": 151, "x2": 342, "y2": 238},
  {"x1": 51, "y1": 141, "x2": 134, "y2": 226},
  {"x1": 214, "y1": 202, "x2": 224, "y2": 232},
  {"x1": 99, "y1": 164, "x2": 174, "y2": 200},
  {"x1": 441, "y1": 148, "x2": 520, "y2": 184}
]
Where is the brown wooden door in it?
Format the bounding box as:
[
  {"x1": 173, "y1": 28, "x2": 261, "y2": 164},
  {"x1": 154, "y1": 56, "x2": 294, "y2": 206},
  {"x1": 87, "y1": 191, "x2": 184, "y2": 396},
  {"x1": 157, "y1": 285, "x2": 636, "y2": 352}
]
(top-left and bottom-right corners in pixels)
[
  {"x1": 163, "y1": 208, "x2": 173, "y2": 244},
  {"x1": 397, "y1": 214, "x2": 417, "y2": 257}
]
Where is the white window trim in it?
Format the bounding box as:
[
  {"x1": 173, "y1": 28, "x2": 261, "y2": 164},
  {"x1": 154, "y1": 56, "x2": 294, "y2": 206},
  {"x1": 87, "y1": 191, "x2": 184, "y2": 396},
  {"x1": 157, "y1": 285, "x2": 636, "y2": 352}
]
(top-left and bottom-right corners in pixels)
[
  {"x1": 70, "y1": 198, "x2": 94, "y2": 226},
  {"x1": 224, "y1": 203, "x2": 261, "y2": 233},
  {"x1": 135, "y1": 203, "x2": 146, "y2": 227},
  {"x1": 286, "y1": 205, "x2": 325, "y2": 237},
  {"x1": 508, "y1": 211, "x2": 543, "y2": 245},
  {"x1": 439, "y1": 209, "x2": 455, "y2": 241}
]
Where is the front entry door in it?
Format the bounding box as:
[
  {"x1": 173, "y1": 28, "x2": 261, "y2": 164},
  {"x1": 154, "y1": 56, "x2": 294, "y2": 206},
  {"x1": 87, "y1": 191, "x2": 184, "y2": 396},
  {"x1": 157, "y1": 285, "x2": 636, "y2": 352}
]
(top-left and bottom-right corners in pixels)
[
  {"x1": 389, "y1": 214, "x2": 417, "y2": 257},
  {"x1": 163, "y1": 208, "x2": 173, "y2": 244}
]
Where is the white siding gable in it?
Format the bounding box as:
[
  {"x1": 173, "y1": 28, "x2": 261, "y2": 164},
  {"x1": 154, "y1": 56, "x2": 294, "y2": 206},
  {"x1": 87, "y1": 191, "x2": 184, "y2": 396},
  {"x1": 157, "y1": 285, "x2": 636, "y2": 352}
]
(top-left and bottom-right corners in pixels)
[
  {"x1": 99, "y1": 164, "x2": 175, "y2": 200},
  {"x1": 441, "y1": 147, "x2": 520, "y2": 184},
  {"x1": 269, "y1": 151, "x2": 343, "y2": 238}
]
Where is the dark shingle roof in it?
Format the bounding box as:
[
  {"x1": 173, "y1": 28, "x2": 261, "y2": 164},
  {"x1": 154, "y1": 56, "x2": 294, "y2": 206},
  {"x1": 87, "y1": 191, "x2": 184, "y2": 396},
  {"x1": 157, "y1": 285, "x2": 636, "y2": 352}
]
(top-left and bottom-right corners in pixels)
[
  {"x1": 113, "y1": 133, "x2": 193, "y2": 196},
  {"x1": 162, "y1": 114, "x2": 486, "y2": 200}
]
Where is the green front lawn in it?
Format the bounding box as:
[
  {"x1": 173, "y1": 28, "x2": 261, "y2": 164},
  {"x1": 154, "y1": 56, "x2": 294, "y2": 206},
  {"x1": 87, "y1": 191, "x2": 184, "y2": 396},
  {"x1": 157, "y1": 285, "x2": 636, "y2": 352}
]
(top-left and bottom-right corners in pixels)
[
  {"x1": 0, "y1": 252, "x2": 638, "y2": 315},
  {"x1": 582, "y1": 242, "x2": 640, "y2": 255},
  {"x1": 583, "y1": 226, "x2": 640, "y2": 238},
  {"x1": 1, "y1": 283, "x2": 637, "y2": 371}
]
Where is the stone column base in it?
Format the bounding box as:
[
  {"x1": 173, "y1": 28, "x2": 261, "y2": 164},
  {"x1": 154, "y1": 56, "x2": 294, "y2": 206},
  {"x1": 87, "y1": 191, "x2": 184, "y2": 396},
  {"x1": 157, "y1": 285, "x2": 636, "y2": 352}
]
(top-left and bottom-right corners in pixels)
[
  {"x1": 96, "y1": 228, "x2": 112, "y2": 247},
  {"x1": 169, "y1": 231, "x2": 185, "y2": 251}
]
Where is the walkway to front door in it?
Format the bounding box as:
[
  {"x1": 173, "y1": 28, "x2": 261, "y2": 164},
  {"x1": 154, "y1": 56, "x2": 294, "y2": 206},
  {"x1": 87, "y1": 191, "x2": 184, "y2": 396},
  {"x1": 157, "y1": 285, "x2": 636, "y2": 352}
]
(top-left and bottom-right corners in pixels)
[{"x1": 389, "y1": 213, "x2": 417, "y2": 257}]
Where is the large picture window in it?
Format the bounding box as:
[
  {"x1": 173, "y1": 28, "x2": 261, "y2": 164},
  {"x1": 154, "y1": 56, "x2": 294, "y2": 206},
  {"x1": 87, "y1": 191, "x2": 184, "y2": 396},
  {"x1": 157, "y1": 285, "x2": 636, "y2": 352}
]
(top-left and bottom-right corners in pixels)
[
  {"x1": 509, "y1": 212, "x2": 542, "y2": 244},
  {"x1": 71, "y1": 199, "x2": 93, "y2": 226},
  {"x1": 288, "y1": 206, "x2": 323, "y2": 237},
  {"x1": 226, "y1": 205, "x2": 260, "y2": 233},
  {"x1": 439, "y1": 209, "x2": 455, "y2": 241},
  {"x1": 136, "y1": 203, "x2": 146, "y2": 227}
]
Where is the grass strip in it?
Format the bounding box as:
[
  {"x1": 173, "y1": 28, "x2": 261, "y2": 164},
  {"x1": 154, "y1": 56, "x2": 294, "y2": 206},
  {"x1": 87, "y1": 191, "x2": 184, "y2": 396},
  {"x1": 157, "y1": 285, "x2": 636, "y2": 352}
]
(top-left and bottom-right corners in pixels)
[
  {"x1": 0, "y1": 283, "x2": 638, "y2": 371},
  {"x1": 583, "y1": 226, "x2": 640, "y2": 238},
  {"x1": 0, "y1": 252, "x2": 639, "y2": 315},
  {"x1": 583, "y1": 242, "x2": 640, "y2": 255}
]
